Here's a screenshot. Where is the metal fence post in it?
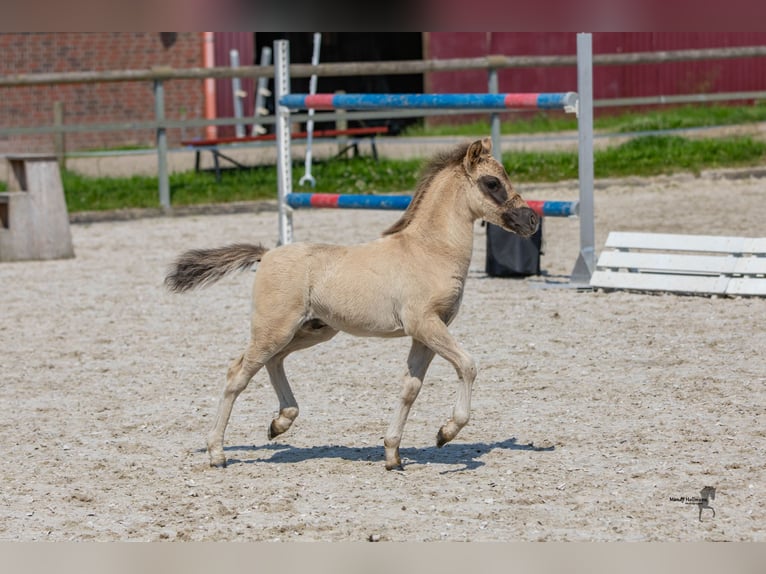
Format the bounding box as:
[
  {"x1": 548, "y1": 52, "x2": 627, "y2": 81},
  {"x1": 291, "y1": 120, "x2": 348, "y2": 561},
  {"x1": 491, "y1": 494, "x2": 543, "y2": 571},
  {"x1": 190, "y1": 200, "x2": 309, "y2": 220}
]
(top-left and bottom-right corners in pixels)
[
  {"x1": 53, "y1": 101, "x2": 66, "y2": 170},
  {"x1": 571, "y1": 32, "x2": 595, "y2": 284},
  {"x1": 154, "y1": 79, "x2": 170, "y2": 209},
  {"x1": 487, "y1": 66, "x2": 501, "y2": 162}
]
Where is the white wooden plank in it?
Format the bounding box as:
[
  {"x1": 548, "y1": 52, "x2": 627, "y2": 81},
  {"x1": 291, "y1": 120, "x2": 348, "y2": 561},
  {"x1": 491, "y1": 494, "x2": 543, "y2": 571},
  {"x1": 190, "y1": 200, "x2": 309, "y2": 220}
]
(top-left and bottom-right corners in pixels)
[
  {"x1": 596, "y1": 251, "x2": 766, "y2": 276},
  {"x1": 733, "y1": 257, "x2": 766, "y2": 275},
  {"x1": 590, "y1": 270, "x2": 730, "y2": 294},
  {"x1": 743, "y1": 238, "x2": 766, "y2": 254},
  {"x1": 593, "y1": 232, "x2": 766, "y2": 296},
  {"x1": 726, "y1": 278, "x2": 766, "y2": 296},
  {"x1": 596, "y1": 251, "x2": 736, "y2": 274},
  {"x1": 604, "y1": 232, "x2": 748, "y2": 254}
]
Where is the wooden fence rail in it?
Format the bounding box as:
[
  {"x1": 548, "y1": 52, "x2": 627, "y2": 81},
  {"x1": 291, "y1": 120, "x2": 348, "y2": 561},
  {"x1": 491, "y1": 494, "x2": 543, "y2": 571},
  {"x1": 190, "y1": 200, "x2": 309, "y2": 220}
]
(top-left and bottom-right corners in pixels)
[{"x1": 3, "y1": 45, "x2": 766, "y2": 88}]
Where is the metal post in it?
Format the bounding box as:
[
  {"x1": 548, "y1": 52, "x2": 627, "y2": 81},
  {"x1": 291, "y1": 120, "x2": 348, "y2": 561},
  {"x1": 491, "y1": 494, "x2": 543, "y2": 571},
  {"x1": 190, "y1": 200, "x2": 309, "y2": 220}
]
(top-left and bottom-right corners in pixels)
[
  {"x1": 230, "y1": 49, "x2": 245, "y2": 138},
  {"x1": 251, "y1": 46, "x2": 272, "y2": 136},
  {"x1": 275, "y1": 40, "x2": 294, "y2": 245},
  {"x1": 53, "y1": 101, "x2": 66, "y2": 170},
  {"x1": 299, "y1": 32, "x2": 322, "y2": 187},
  {"x1": 488, "y1": 67, "x2": 501, "y2": 162},
  {"x1": 154, "y1": 79, "x2": 170, "y2": 209},
  {"x1": 571, "y1": 32, "x2": 595, "y2": 284},
  {"x1": 335, "y1": 90, "x2": 348, "y2": 156}
]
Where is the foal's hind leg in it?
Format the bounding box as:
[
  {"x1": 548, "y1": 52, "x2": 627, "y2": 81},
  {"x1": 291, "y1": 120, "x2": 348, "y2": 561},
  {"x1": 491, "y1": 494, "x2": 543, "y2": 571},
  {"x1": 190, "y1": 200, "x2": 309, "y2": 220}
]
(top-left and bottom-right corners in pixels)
[
  {"x1": 408, "y1": 316, "x2": 477, "y2": 449},
  {"x1": 384, "y1": 340, "x2": 435, "y2": 470},
  {"x1": 266, "y1": 322, "x2": 338, "y2": 440},
  {"x1": 206, "y1": 315, "x2": 315, "y2": 466},
  {"x1": 265, "y1": 357, "x2": 298, "y2": 440},
  {"x1": 207, "y1": 343, "x2": 267, "y2": 467}
]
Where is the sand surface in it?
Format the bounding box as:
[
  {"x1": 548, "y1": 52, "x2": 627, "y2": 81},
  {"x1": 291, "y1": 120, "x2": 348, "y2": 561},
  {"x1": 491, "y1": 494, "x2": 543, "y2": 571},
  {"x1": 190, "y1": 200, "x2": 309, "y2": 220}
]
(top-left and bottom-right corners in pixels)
[{"x1": 1, "y1": 169, "x2": 764, "y2": 541}]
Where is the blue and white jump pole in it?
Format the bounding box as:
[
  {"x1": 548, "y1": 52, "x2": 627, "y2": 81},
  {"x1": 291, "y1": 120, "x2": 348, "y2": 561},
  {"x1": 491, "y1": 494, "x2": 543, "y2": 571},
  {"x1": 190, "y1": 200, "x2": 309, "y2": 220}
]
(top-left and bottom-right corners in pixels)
[
  {"x1": 279, "y1": 92, "x2": 578, "y2": 112},
  {"x1": 274, "y1": 35, "x2": 595, "y2": 282},
  {"x1": 286, "y1": 192, "x2": 580, "y2": 219}
]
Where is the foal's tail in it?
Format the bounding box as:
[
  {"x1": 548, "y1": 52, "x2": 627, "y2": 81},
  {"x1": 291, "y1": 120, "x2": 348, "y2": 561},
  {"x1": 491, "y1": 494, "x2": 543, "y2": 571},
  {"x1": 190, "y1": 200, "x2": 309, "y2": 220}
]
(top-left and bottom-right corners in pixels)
[{"x1": 164, "y1": 243, "x2": 269, "y2": 293}]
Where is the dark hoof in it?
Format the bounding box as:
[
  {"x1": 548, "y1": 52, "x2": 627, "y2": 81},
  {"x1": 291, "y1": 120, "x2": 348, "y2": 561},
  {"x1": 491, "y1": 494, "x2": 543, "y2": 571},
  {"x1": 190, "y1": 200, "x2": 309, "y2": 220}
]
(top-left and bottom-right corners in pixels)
[
  {"x1": 385, "y1": 462, "x2": 404, "y2": 471},
  {"x1": 436, "y1": 429, "x2": 447, "y2": 448},
  {"x1": 268, "y1": 420, "x2": 283, "y2": 440}
]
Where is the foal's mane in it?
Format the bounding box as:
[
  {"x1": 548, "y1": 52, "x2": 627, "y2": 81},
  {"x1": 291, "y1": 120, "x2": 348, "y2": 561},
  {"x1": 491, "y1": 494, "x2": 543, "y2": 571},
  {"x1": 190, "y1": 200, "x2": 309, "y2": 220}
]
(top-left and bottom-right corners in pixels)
[{"x1": 381, "y1": 141, "x2": 472, "y2": 236}]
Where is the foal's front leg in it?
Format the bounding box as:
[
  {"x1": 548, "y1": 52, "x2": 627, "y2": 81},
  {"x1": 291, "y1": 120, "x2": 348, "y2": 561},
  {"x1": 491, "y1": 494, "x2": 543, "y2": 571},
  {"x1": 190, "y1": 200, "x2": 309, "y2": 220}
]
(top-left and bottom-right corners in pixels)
[
  {"x1": 384, "y1": 340, "x2": 435, "y2": 470},
  {"x1": 409, "y1": 316, "x2": 477, "y2": 449}
]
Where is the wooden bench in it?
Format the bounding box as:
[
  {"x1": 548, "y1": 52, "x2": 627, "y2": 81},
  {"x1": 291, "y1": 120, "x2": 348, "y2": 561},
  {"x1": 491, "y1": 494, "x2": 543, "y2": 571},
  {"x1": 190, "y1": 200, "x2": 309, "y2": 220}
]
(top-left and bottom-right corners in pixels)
[
  {"x1": 590, "y1": 231, "x2": 766, "y2": 296},
  {"x1": 181, "y1": 126, "x2": 388, "y2": 181}
]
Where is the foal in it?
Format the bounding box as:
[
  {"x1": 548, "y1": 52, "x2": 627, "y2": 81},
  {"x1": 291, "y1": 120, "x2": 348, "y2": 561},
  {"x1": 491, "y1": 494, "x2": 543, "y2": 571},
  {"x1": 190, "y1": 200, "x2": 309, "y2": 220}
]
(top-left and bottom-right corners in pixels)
[{"x1": 166, "y1": 137, "x2": 539, "y2": 470}]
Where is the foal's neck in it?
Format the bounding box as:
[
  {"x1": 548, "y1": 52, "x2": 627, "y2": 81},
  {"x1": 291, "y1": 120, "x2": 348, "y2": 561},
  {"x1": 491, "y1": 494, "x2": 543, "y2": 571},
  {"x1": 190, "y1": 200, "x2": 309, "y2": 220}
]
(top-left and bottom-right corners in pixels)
[{"x1": 402, "y1": 174, "x2": 476, "y2": 263}]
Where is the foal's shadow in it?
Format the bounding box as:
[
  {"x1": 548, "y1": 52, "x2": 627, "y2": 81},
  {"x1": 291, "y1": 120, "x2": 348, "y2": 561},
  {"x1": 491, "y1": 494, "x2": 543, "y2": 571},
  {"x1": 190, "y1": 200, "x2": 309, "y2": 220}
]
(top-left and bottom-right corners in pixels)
[{"x1": 215, "y1": 437, "x2": 554, "y2": 473}]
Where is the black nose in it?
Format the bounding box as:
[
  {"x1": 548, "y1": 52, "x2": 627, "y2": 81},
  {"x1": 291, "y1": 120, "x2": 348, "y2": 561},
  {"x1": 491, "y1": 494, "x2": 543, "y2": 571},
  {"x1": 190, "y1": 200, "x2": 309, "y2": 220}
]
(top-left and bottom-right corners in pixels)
[
  {"x1": 517, "y1": 207, "x2": 539, "y2": 233},
  {"x1": 527, "y1": 209, "x2": 540, "y2": 232},
  {"x1": 501, "y1": 206, "x2": 539, "y2": 236}
]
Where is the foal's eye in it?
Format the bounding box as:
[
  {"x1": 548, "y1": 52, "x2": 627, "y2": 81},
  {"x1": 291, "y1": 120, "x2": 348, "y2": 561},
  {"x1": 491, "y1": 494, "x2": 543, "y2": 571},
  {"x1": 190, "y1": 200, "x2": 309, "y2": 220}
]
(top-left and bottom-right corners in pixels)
[{"x1": 478, "y1": 175, "x2": 508, "y2": 205}]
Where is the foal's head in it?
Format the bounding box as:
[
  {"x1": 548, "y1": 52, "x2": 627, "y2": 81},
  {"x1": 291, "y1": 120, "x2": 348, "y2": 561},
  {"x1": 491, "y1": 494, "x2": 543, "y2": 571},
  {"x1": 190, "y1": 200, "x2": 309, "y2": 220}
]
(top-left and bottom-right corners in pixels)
[{"x1": 461, "y1": 138, "x2": 539, "y2": 237}]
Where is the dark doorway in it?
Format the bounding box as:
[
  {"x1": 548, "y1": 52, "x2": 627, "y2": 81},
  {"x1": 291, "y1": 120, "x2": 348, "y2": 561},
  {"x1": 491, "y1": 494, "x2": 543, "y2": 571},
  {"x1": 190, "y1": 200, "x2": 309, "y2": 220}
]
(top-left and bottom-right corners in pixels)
[{"x1": 254, "y1": 33, "x2": 424, "y2": 134}]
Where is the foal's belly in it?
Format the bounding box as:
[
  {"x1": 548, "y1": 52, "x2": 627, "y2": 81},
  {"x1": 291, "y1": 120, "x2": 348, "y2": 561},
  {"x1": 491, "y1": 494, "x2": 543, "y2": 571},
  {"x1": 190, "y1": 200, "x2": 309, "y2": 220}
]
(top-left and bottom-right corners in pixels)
[
  {"x1": 312, "y1": 300, "x2": 407, "y2": 339},
  {"x1": 339, "y1": 324, "x2": 407, "y2": 338}
]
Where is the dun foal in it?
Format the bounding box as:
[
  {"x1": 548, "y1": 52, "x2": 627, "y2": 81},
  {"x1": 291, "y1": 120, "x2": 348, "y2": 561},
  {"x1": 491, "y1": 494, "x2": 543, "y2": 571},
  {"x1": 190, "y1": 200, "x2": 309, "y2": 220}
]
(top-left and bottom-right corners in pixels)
[{"x1": 165, "y1": 138, "x2": 539, "y2": 470}]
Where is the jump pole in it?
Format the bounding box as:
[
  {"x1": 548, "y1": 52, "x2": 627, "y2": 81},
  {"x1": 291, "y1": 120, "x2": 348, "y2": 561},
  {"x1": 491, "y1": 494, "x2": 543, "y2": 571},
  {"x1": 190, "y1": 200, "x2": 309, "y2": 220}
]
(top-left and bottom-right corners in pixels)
[
  {"x1": 286, "y1": 192, "x2": 579, "y2": 218},
  {"x1": 279, "y1": 92, "x2": 578, "y2": 111}
]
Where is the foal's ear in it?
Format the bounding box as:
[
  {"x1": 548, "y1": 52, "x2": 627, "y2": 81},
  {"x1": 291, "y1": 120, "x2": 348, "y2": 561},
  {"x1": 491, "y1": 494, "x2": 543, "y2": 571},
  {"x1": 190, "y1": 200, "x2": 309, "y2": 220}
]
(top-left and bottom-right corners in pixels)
[{"x1": 463, "y1": 138, "x2": 492, "y2": 172}]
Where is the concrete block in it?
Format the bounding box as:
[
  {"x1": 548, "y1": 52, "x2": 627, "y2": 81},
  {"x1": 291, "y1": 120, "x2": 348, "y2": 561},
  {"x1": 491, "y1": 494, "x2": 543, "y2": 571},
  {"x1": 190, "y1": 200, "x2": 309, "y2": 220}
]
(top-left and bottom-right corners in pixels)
[{"x1": 0, "y1": 155, "x2": 74, "y2": 262}]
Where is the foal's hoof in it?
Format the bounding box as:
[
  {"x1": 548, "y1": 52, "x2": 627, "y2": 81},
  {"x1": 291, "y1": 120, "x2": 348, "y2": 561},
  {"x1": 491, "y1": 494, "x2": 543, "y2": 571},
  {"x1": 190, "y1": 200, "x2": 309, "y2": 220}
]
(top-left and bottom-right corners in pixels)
[
  {"x1": 436, "y1": 428, "x2": 448, "y2": 448},
  {"x1": 385, "y1": 459, "x2": 404, "y2": 471},
  {"x1": 208, "y1": 454, "x2": 227, "y2": 468},
  {"x1": 267, "y1": 420, "x2": 283, "y2": 440}
]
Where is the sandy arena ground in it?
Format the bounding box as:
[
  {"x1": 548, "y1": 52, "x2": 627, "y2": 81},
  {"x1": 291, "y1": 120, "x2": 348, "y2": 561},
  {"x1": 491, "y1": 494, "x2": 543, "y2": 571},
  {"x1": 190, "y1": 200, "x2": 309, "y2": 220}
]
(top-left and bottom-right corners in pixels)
[{"x1": 1, "y1": 168, "x2": 765, "y2": 542}]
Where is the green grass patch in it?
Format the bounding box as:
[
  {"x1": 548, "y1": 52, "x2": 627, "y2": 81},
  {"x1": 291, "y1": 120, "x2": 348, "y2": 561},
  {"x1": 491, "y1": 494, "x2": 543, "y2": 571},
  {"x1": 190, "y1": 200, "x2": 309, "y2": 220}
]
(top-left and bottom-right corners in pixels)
[
  {"x1": 62, "y1": 168, "x2": 279, "y2": 212},
  {"x1": 503, "y1": 135, "x2": 766, "y2": 182},
  {"x1": 595, "y1": 135, "x2": 766, "y2": 178},
  {"x1": 61, "y1": 156, "x2": 424, "y2": 212},
  {"x1": 58, "y1": 134, "x2": 766, "y2": 212}
]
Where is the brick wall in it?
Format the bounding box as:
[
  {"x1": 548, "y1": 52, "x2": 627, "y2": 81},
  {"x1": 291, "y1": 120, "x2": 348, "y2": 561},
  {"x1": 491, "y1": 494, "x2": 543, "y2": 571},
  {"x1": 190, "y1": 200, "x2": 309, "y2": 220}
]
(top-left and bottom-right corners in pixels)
[{"x1": 0, "y1": 32, "x2": 206, "y2": 154}]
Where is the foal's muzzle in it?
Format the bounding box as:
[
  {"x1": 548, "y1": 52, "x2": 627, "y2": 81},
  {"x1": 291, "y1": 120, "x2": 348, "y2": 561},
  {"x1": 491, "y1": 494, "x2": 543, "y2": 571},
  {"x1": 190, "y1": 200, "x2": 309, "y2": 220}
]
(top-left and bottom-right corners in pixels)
[{"x1": 502, "y1": 207, "x2": 540, "y2": 237}]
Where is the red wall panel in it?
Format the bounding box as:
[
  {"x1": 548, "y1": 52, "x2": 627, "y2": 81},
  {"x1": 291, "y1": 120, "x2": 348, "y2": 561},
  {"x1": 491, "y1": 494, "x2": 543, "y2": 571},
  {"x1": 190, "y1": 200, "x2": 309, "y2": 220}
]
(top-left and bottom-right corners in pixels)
[{"x1": 426, "y1": 32, "x2": 766, "y2": 118}]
